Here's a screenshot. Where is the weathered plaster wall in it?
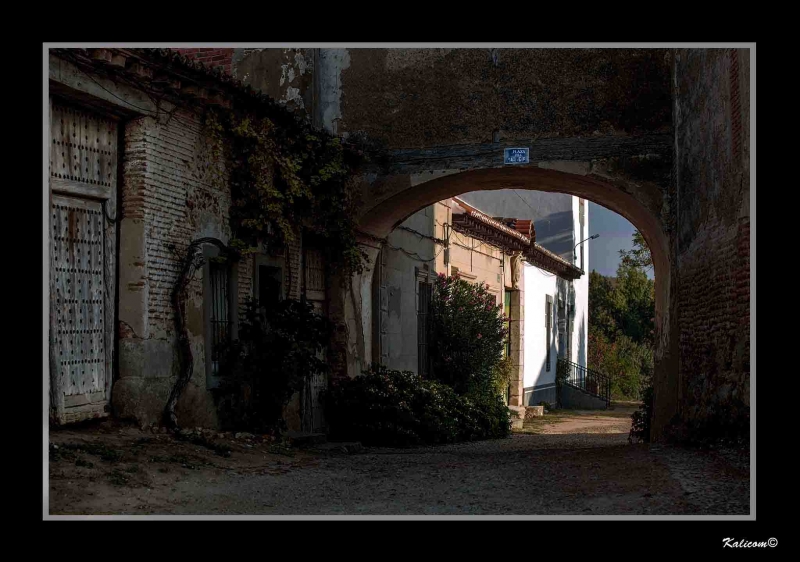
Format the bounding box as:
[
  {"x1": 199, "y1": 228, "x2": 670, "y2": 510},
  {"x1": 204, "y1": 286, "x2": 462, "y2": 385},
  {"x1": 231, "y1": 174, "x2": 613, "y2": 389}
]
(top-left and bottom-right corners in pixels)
[
  {"x1": 668, "y1": 48, "x2": 750, "y2": 441},
  {"x1": 233, "y1": 48, "x2": 314, "y2": 115},
  {"x1": 338, "y1": 48, "x2": 672, "y2": 148},
  {"x1": 380, "y1": 207, "x2": 436, "y2": 373}
]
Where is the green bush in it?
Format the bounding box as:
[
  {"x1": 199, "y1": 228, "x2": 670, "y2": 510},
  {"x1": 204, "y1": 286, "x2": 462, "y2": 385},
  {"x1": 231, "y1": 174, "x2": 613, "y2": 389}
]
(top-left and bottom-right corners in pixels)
[
  {"x1": 324, "y1": 365, "x2": 511, "y2": 447},
  {"x1": 491, "y1": 355, "x2": 515, "y2": 402},
  {"x1": 429, "y1": 273, "x2": 508, "y2": 396},
  {"x1": 214, "y1": 298, "x2": 332, "y2": 434}
]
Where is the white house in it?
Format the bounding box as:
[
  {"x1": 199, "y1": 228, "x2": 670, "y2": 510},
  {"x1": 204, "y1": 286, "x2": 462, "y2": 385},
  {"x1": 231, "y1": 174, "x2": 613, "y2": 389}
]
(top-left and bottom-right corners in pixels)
[
  {"x1": 376, "y1": 189, "x2": 589, "y2": 412},
  {"x1": 458, "y1": 191, "x2": 590, "y2": 407}
]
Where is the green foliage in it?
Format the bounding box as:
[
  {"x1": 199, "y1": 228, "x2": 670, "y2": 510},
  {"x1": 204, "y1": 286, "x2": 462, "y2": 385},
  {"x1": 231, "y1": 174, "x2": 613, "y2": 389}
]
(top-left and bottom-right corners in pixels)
[
  {"x1": 491, "y1": 355, "x2": 515, "y2": 402},
  {"x1": 589, "y1": 232, "x2": 655, "y2": 403},
  {"x1": 588, "y1": 270, "x2": 618, "y2": 341},
  {"x1": 215, "y1": 298, "x2": 333, "y2": 434},
  {"x1": 590, "y1": 231, "x2": 656, "y2": 434},
  {"x1": 588, "y1": 331, "x2": 653, "y2": 400},
  {"x1": 204, "y1": 108, "x2": 368, "y2": 277},
  {"x1": 619, "y1": 230, "x2": 653, "y2": 271},
  {"x1": 428, "y1": 273, "x2": 508, "y2": 396},
  {"x1": 590, "y1": 264, "x2": 654, "y2": 348},
  {"x1": 323, "y1": 365, "x2": 512, "y2": 447}
]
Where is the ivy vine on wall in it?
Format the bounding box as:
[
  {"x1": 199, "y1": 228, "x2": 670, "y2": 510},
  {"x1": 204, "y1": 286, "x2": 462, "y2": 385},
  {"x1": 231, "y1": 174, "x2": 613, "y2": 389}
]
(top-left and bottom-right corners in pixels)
[{"x1": 202, "y1": 106, "x2": 369, "y2": 276}]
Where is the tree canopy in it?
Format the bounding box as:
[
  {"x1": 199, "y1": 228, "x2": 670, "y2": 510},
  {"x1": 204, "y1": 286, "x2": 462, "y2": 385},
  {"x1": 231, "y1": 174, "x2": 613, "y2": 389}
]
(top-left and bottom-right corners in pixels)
[{"x1": 589, "y1": 231, "x2": 655, "y2": 400}]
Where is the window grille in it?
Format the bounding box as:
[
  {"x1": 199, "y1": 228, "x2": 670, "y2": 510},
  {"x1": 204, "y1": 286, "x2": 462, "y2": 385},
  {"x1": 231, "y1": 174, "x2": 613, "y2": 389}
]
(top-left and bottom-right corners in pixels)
[{"x1": 209, "y1": 261, "x2": 231, "y2": 378}]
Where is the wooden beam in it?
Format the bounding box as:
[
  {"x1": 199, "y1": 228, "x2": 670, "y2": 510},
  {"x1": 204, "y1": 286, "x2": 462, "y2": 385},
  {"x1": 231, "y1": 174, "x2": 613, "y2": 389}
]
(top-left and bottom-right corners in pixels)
[
  {"x1": 387, "y1": 134, "x2": 673, "y2": 173},
  {"x1": 50, "y1": 177, "x2": 113, "y2": 201},
  {"x1": 89, "y1": 49, "x2": 112, "y2": 64},
  {"x1": 49, "y1": 53, "x2": 159, "y2": 117}
]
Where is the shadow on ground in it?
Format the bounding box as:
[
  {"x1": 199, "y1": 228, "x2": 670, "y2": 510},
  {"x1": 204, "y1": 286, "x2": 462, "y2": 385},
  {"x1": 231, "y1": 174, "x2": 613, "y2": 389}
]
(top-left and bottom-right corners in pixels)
[{"x1": 48, "y1": 406, "x2": 749, "y2": 516}]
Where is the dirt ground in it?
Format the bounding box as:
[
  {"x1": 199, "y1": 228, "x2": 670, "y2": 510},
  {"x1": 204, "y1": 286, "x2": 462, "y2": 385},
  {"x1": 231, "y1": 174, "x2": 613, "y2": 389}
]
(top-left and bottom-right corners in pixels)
[{"x1": 48, "y1": 403, "x2": 750, "y2": 516}]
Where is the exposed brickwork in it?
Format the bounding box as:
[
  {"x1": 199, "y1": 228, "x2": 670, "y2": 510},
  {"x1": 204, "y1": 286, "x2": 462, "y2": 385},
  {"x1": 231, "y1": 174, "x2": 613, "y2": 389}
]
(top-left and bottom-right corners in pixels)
[
  {"x1": 121, "y1": 110, "x2": 255, "y2": 341},
  {"x1": 175, "y1": 48, "x2": 234, "y2": 76},
  {"x1": 120, "y1": 104, "x2": 311, "y2": 338},
  {"x1": 673, "y1": 48, "x2": 750, "y2": 441}
]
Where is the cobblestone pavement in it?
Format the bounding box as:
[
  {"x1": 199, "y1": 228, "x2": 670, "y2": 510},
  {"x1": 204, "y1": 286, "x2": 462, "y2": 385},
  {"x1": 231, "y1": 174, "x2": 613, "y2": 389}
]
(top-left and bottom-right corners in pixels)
[{"x1": 48, "y1": 410, "x2": 750, "y2": 516}]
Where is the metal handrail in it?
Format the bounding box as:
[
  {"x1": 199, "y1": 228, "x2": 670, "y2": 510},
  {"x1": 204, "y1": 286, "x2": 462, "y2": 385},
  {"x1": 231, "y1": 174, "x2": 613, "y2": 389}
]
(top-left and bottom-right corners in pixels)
[{"x1": 557, "y1": 358, "x2": 611, "y2": 407}]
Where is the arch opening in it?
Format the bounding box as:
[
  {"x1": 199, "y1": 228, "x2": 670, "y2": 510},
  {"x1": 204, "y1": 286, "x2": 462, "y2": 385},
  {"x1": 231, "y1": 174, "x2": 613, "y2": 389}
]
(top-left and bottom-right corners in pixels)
[
  {"x1": 358, "y1": 166, "x2": 669, "y2": 329},
  {"x1": 332, "y1": 165, "x2": 673, "y2": 438}
]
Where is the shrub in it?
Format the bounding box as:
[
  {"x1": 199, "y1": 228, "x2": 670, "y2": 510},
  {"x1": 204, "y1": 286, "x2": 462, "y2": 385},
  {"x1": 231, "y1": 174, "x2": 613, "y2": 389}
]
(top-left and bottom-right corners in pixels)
[
  {"x1": 214, "y1": 298, "x2": 332, "y2": 434},
  {"x1": 324, "y1": 365, "x2": 511, "y2": 447},
  {"x1": 589, "y1": 331, "x2": 653, "y2": 401},
  {"x1": 491, "y1": 355, "x2": 515, "y2": 403},
  {"x1": 429, "y1": 273, "x2": 508, "y2": 396}
]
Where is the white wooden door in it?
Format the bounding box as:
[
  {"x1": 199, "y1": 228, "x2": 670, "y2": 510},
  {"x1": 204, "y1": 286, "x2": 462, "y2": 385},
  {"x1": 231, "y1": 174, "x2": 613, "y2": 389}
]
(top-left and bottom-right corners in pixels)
[{"x1": 49, "y1": 99, "x2": 118, "y2": 424}]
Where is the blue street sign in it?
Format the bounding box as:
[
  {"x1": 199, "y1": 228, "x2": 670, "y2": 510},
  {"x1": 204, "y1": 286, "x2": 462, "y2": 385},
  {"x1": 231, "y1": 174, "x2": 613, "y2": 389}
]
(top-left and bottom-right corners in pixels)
[{"x1": 504, "y1": 147, "x2": 529, "y2": 164}]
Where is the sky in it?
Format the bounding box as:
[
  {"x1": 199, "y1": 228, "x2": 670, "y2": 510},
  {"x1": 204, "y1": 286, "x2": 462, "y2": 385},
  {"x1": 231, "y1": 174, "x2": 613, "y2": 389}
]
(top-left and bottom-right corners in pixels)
[
  {"x1": 457, "y1": 189, "x2": 654, "y2": 280},
  {"x1": 588, "y1": 201, "x2": 655, "y2": 280}
]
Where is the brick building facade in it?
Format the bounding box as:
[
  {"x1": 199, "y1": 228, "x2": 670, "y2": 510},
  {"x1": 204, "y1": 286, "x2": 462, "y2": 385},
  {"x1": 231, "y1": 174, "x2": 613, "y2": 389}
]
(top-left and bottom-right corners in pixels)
[{"x1": 48, "y1": 48, "x2": 314, "y2": 430}]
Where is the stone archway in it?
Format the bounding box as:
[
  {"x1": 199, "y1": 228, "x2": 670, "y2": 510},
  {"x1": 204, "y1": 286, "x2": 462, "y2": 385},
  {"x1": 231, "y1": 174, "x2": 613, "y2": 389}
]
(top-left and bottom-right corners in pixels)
[
  {"x1": 329, "y1": 161, "x2": 678, "y2": 441},
  {"x1": 277, "y1": 46, "x2": 749, "y2": 445}
]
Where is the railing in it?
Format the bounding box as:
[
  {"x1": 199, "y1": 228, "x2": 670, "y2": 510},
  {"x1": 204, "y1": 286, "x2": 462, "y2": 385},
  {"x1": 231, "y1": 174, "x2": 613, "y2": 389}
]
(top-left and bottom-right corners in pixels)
[{"x1": 556, "y1": 358, "x2": 611, "y2": 407}]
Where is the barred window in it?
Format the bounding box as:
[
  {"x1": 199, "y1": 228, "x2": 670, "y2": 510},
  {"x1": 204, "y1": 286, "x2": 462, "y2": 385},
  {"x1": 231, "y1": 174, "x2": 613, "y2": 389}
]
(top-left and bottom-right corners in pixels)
[
  {"x1": 209, "y1": 261, "x2": 231, "y2": 378},
  {"x1": 204, "y1": 246, "x2": 237, "y2": 389}
]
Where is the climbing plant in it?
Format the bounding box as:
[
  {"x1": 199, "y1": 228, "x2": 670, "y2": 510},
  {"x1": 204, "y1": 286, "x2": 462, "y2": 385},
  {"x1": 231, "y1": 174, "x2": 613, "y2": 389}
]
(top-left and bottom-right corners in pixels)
[
  {"x1": 203, "y1": 106, "x2": 369, "y2": 276},
  {"x1": 215, "y1": 298, "x2": 333, "y2": 434},
  {"x1": 163, "y1": 237, "x2": 239, "y2": 430}
]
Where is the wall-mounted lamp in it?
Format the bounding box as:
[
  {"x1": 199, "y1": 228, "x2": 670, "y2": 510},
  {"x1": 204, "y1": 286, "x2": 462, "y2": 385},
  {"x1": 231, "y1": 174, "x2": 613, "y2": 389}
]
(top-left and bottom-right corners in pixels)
[{"x1": 574, "y1": 234, "x2": 599, "y2": 262}]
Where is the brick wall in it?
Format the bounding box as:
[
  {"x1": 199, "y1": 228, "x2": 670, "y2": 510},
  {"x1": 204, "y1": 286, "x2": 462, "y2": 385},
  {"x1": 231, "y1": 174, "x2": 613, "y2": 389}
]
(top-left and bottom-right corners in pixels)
[
  {"x1": 122, "y1": 110, "x2": 235, "y2": 339},
  {"x1": 175, "y1": 48, "x2": 234, "y2": 75},
  {"x1": 117, "y1": 107, "x2": 244, "y2": 427},
  {"x1": 673, "y1": 48, "x2": 750, "y2": 441}
]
